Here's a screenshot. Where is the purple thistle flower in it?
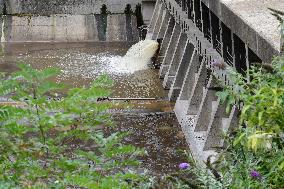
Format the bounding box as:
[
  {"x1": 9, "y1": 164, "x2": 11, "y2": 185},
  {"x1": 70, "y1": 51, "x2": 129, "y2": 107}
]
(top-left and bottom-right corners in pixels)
[
  {"x1": 179, "y1": 163, "x2": 190, "y2": 170},
  {"x1": 250, "y1": 170, "x2": 261, "y2": 179}
]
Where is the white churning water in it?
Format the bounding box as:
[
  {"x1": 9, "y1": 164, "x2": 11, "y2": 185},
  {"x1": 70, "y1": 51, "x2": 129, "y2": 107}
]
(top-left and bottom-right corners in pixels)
[
  {"x1": 17, "y1": 40, "x2": 159, "y2": 80},
  {"x1": 105, "y1": 39, "x2": 159, "y2": 74}
]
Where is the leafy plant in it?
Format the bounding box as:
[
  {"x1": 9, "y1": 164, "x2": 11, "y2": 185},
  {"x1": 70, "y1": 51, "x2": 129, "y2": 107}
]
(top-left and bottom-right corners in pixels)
[
  {"x1": 212, "y1": 56, "x2": 284, "y2": 188},
  {"x1": 153, "y1": 8, "x2": 284, "y2": 189},
  {"x1": 216, "y1": 57, "x2": 284, "y2": 150},
  {"x1": 0, "y1": 64, "x2": 146, "y2": 188},
  {"x1": 172, "y1": 56, "x2": 284, "y2": 189}
]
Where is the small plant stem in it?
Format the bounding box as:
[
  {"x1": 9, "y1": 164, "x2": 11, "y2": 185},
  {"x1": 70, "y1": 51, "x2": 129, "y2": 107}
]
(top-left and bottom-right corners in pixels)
[{"x1": 33, "y1": 85, "x2": 49, "y2": 158}]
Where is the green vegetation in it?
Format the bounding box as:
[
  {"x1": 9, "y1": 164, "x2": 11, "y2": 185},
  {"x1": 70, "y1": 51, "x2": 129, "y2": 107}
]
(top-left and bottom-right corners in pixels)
[
  {"x1": 213, "y1": 56, "x2": 284, "y2": 188},
  {"x1": 161, "y1": 56, "x2": 284, "y2": 189},
  {"x1": 0, "y1": 64, "x2": 147, "y2": 188}
]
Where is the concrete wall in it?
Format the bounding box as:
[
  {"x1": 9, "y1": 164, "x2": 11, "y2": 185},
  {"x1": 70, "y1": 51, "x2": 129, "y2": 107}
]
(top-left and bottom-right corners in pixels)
[
  {"x1": 0, "y1": 14, "x2": 139, "y2": 42},
  {"x1": 0, "y1": 0, "x2": 142, "y2": 14},
  {"x1": 0, "y1": 0, "x2": 160, "y2": 42},
  {"x1": 0, "y1": 0, "x2": 145, "y2": 42}
]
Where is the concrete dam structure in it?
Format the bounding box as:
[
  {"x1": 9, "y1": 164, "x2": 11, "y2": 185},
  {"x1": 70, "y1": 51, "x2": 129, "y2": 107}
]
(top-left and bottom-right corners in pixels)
[
  {"x1": 0, "y1": 0, "x2": 282, "y2": 164},
  {"x1": 0, "y1": 0, "x2": 147, "y2": 42},
  {"x1": 147, "y1": 0, "x2": 283, "y2": 161}
]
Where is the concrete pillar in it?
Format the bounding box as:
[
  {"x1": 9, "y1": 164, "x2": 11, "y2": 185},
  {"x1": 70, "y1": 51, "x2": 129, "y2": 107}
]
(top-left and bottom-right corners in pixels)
[
  {"x1": 152, "y1": 4, "x2": 165, "y2": 39},
  {"x1": 1, "y1": 15, "x2": 12, "y2": 43},
  {"x1": 227, "y1": 105, "x2": 240, "y2": 131},
  {"x1": 179, "y1": 49, "x2": 199, "y2": 100},
  {"x1": 203, "y1": 98, "x2": 230, "y2": 151},
  {"x1": 168, "y1": 41, "x2": 195, "y2": 101},
  {"x1": 147, "y1": 0, "x2": 161, "y2": 34},
  {"x1": 194, "y1": 75, "x2": 218, "y2": 132},
  {"x1": 157, "y1": 10, "x2": 170, "y2": 39},
  {"x1": 163, "y1": 32, "x2": 188, "y2": 89},
  {"x1": 154, "y1": 16, "x2": 175, "y2": 68},
  {"x1": 221, "y1": 105, "x2": 240, "y2": 146},
  {"x1": 0, "y1": 16, "x2": 3, "y2": 42},
  {"x1": 159, "y1": 16, "x2": 175, "y2": 57},
  {"x1": 159, "y1": 23, "x2": 181, "y2": 78},
  {"x1": 187, "y1": 57, "x2": 207, "y2": 115}
]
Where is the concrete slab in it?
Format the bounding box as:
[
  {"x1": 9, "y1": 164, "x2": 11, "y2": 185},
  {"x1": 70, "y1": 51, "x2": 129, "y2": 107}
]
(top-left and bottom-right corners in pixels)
[{"x1": 208, "y1": 0, "x2": 283, "y2": 61}]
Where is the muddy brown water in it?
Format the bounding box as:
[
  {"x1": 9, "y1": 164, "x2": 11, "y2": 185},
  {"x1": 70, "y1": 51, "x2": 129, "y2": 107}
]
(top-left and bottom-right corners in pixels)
[{"x1": 0, "y1": 42, "x2": 188, "y2": 176}]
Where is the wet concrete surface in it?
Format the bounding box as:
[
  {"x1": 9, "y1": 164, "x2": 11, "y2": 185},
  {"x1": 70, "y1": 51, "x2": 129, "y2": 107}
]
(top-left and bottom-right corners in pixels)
[{"x1": 0, "y1": 42, "x2": 188, "y2": 176}]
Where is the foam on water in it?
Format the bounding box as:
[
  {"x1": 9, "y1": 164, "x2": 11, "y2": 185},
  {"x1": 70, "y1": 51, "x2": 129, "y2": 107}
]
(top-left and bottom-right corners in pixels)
[
  {"x1": 17, "y1": 40, "x2": 159, "y2": 79},
  {"x1": 103, "y1": 39, "x2": 159, "y2": 74}
]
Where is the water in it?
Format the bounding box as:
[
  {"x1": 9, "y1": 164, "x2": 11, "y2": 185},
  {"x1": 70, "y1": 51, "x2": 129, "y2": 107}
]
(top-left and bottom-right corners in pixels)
[
  {"x1": 104, "y1": 39, "x2": 159, "y2": 74},
  {"x1": 0, "y1": 41, "x2": 188, "y2": 175}
]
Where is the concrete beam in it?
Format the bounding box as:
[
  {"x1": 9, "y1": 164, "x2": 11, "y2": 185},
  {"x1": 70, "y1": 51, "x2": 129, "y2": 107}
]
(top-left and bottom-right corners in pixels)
[
  {"x1": 2, "y1": 0, "x2": 144, "y2": 15},
  {"x1": 159, "y1": 16, "x2": 175, "y2": 57},
  {"x1": 194, "y1": 75, "x2": 218, "y2": 132},
  {"x1": 187, "y1": 57, "x2": 207, "y2": 115},
  {"x1": 152, "y1": 3, "x2": 164, "y2": 39},
  {"x1": 147, "y1": 0, "x2": 160, "y2": 34},
  {"x1": 168, "y1": 41, "x2": 195, "y2": 101},
  {"x1": 157, "y1": 9, "x2": 170, "y2": 39},
  {"x1": 203, "y1": 98, "x2": 230, "y2": 151},
  {"x1": 204, "y1": 0, "x2": 282, "y2": 62},
  {"x1": 163, "y1": 32, "x2": 188, "y2": 89},
  {"x1": 153, "y1": 15, "x2": 175, "y2": 68},
  {"x1": 178, "y1": 49, "x2": 200, "y2": 101},
  {"x1": 159, "y1": 23, "x2": 181, "y2": 78}
]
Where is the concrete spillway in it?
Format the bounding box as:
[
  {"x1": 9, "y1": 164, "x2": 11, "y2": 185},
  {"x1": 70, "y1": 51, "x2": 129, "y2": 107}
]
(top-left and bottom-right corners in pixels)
[
  {"x1": 147, "y1": 0, "x2": 283, "y2": 161},
  {"x1": 0, "y1": 0, "x2": 282, "y2": 164}
]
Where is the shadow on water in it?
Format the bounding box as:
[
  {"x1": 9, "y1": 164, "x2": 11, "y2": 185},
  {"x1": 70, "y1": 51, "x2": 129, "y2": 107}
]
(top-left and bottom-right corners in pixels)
[{"x1": 0, "y1": 42, "x2": 188, "y2": 176}]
